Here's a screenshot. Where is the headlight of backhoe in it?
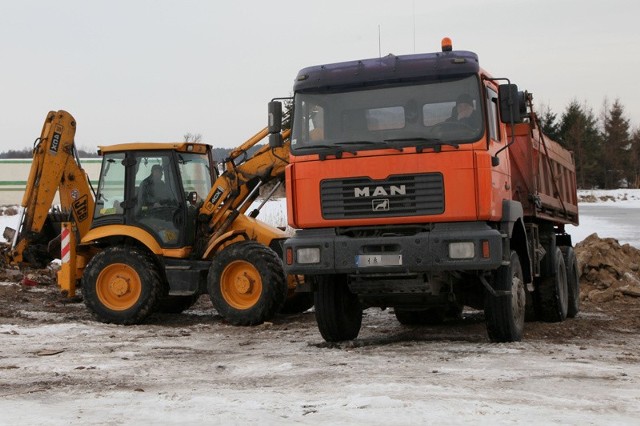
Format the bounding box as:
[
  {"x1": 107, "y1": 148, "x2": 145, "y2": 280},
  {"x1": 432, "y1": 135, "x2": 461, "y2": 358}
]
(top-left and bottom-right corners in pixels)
[{"x1": 448, "y1": 242, "x2": 475, "y2": 259}]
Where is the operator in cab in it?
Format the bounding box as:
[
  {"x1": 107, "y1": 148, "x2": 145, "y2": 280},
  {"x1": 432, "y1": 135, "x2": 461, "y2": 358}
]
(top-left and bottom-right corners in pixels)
[
  {"x1": 446, "y1": 94, "x2": 480, "y2": 128},
  {"x1": 140, "y1": 164, "x2": 171, "y2": 207}
]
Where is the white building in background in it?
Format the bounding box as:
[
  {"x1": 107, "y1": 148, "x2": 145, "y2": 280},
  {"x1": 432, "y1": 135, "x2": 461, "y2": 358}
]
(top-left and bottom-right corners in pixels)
[{"x1": 0, "y1": 158, "x2": 102, "y2": 205}]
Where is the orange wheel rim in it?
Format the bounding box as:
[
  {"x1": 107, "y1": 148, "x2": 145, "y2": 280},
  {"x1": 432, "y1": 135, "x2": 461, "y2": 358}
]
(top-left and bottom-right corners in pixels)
[
  {"x1": 96, "y1": 263, "x2": 142, "y2": 311},
  {"x1": 220, "y1": 260, "x2": 262, "y2": 310}
]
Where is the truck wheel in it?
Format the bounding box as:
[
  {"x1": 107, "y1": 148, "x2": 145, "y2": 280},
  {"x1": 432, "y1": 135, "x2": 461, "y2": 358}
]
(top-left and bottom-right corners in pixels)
[
  {"x1": 157, "y1": 294, "x2": 200, "y2": 314},
  {"x1": 535, "y1": 247, "x2": 569, "y2": 322},
  {"x1": 395, "y1": 308, "x2": 445, "y2": 325},
  {"x1": 560, "y1": 246, "x2": 580, "y2": 318},
  {"x1": 314, "y1": 275, "x2": 362, "y2": 342},
  {"x1": 82, "y1": 246, "x2": 162, "y2": 324},
  {"x1": 208, "y1": 241, "x2": 287, "y2": 326},
  {"x1": 484, "y1": 250, "x2": 525, "y2": 342}
]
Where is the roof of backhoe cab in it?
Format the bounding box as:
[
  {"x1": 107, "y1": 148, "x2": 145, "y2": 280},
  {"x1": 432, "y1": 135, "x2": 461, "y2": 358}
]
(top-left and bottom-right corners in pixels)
[{"x1": 98, "y1": 142, "x2": 210, "y2": 155}]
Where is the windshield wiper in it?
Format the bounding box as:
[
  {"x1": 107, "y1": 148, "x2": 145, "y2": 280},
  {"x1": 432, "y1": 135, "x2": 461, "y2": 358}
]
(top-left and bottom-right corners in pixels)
[
  {"x1": 335, "y1": 140, "x2": 404, "y2": 152},
  {"x1": 293, "y1": 143, "x2": 356, "y2": 160},
  {"x1": 384, "y1": 137, "x2": 460, "y2": 153}
]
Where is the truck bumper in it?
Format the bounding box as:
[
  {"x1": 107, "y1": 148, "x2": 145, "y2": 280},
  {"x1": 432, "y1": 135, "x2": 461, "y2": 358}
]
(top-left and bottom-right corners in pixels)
[{"x1": 283, "y1": 222, "x2": 504, "y2": 276}]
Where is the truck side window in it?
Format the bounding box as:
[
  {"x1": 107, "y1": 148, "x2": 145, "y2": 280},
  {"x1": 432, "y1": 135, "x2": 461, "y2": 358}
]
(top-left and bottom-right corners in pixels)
[{"x1": 486, "y1": 87, "x2": 500, "y2": 142}]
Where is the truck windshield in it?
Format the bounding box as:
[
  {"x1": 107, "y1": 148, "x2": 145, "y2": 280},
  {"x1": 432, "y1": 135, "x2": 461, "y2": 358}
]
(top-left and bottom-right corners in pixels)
[{"x1": 291, "y1": 75, "x2": 483, "y2": 154}]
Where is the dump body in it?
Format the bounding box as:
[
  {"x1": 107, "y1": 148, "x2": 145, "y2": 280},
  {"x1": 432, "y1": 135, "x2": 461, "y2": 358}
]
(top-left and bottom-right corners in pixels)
[{"x1": 509, "y1": 122, "x2": 578, "y2": 225}]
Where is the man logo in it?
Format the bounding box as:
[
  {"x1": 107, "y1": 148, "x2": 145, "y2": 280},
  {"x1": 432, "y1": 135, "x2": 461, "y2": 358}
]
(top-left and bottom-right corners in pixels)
[
  {"x1": 372, "y1": 199, "x2": 390, "y2": 211},
  {"x1": 354, "y1": 185, "x2": 406, "y2": 198}
]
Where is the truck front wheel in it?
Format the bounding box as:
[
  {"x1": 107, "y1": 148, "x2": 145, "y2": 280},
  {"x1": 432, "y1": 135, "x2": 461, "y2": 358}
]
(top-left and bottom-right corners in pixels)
[
  {"x1": 314, "y1": 275, "x2": 362, "y2": 342},
  {"x1": 82, "y1": 246, "x2": 162, "y2": 324},
  {"x1": 208, "y1": 241, "x2": 287, "y2": 326},
  {"x1": 485, "y1": 250, "x2": 526, "y2": 342}
]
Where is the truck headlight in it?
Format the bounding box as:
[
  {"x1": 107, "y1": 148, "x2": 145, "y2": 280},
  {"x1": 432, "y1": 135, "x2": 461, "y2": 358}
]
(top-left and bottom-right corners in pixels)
[
  {"x1": 296, "y1": 247, "x2": 321, "y2": 264},
  {"x1": 449, "y1": 242, "x2": 475, "y2": 259}
]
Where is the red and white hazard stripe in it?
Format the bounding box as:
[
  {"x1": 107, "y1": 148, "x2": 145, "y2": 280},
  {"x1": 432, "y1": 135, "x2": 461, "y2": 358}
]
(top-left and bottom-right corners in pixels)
[{"x1": 61, "y1": 226, "x2": 71, "y2": 263}]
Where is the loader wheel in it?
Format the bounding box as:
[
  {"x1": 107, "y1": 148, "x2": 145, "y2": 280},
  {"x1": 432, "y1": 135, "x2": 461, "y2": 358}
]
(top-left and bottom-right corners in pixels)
[
  {"x1": 82, "y1": 246, "x2": 161, "y2": 324},
  {"x1": 208, "y1": 241, "x2": 287, "y2": 326},
  {"x1": 560, "y1": 246, "x2": 580, "y2": 318},
  {"x1": 535, "y1": 247, "x2": 568, "y2": 322},
  {"x1": 314, "y1": 274, "x2": 362, "y2": 342},
  {"x1": 395, "y1": 308, "x2": 446, "y2": 326},
  {"x1": 484, "y1": 250, "x2": 526, "y2": 343}
]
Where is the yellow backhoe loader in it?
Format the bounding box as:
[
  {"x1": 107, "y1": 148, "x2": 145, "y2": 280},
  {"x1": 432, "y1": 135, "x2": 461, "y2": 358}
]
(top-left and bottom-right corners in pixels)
[{"x1": 2, "y1": 104, "x2": 307, "y2": 325}]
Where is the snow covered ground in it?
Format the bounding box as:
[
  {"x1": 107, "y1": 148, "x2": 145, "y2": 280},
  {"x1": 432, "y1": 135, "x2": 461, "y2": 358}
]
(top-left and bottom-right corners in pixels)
[{"x1": 1, "y1": 191, "x2": 640, "y2": 425}]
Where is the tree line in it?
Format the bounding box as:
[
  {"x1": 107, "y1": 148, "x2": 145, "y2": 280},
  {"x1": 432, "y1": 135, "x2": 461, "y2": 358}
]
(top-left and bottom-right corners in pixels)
[{"x1": 539, "y1": 99, "x2": 638, "y2": 189}]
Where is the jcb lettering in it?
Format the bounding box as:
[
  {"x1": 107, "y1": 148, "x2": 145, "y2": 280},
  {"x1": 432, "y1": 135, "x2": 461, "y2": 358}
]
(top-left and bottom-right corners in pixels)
[{"x1": 73, "y1": 195, "x2": 89, "y2": 222}]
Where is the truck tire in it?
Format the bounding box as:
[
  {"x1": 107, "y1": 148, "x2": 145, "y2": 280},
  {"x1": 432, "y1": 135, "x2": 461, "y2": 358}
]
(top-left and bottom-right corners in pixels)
[
  {"x1": 82, "y1": 246, "x2": 162, "y2": 324},
  {"x1": 208, "y1": 241, "x2": 287, "y2": 326},
  {"x1": 395, "y1": 308, "x2": 446, "y2": 325},
  {"x1": 157, "y1": 294, "x2": 200, "y2": 314},
  {"x1": 314, "y1": 274, "x2": 362, "y2": 342},
  {"x1": 484, "y1": 250, "x2": 526, "y2": 342},
  {"x1": 535, "y1": 247, "x2": 569, "y2": 322},
  {"x1": 560, "y1": 246, "x2": 580, "y2": 318}
]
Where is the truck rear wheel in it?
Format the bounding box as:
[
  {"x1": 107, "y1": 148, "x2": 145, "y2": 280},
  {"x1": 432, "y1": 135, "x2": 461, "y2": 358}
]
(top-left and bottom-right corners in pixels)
[
  {"x1": 560, "y1": 246, "x2": 580, "y2": 318},
  {"x1": 535, "y1": 247, "x2": 568, "y2": 322},
  {"x1": 208, "y1": 241, "x2": 287, "y2": 326},
  {"x1": 314, "y1": 275, "x2": 362, "y2": 342},
  {"x1": 485, "y1": 250, "x2": 525, "y2": 342},
  {"x1": 82, "y1": 246, "x2": 162, "y2": 324}
]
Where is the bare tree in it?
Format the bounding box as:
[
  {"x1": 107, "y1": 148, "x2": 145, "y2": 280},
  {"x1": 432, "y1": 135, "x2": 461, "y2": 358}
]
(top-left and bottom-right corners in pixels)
[{"x1": 183, "y1": 133, "x2": 203, "y2": 143}]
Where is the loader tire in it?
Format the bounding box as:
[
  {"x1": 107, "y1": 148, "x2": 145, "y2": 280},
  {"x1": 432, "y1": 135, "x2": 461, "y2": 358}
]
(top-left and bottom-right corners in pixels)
[
  {"x1": 208, "y1": 241, "x2": 287, "y2": 326},
  {"x1": 560, "y1": 246, "x2": 580, "y2": 318},
  {"x1": 535, "y1": 247, "x2": 568, "y2": 322},
  {"x1": 484, "y1": 250, "x2": 526, "y2": 342},
  {"x1": 82, "y1": 246, "x2": 162, "y2": 324},
  {"x1": 314, "y1": 274, "x2": 362, "y2": 342}
]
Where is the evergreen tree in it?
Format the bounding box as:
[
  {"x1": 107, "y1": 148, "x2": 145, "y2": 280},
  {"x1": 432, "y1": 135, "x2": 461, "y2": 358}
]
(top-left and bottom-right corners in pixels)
[
  {"x1": 602, "y1": 99, "x2": 631, "y2": 188},
  {"x1": 538, "y1": 104, "x2": 561, "y2": 142},
  {"x1": 631, "y1": 128, "x2": 640, "y2": 188},
  {"x1": 559, "y1": 101, "x2": 602, "y2": 189}
]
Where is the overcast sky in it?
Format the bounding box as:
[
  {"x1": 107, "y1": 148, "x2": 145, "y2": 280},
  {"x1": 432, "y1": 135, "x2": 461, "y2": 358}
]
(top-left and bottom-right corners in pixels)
[{"x1": 1, "y1": 0, "x2": 638, "y2": 152}]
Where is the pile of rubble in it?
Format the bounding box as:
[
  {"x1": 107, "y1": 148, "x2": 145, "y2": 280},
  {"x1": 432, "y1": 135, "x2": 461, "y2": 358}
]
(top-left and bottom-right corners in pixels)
[{"x1": 575, "y1": 233, "x2": 640, "y2": 303}]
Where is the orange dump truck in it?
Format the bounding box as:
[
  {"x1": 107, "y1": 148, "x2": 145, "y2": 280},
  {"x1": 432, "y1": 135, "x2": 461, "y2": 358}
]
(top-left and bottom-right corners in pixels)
[{"x1": 276, "y1": 38, "x2": 579, "y2": 342}]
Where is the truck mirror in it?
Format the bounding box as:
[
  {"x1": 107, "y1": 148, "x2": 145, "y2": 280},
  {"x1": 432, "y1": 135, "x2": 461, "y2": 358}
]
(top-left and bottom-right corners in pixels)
[
  {"x1": 268, "y1": 101, "x2": 283, "y2": 134},
  {"x1": 498, "y1": 84, "x2": 526, "y2": 124},
  {"x1": 269, "y1": 133, "x2": 283, "y2": 148}
]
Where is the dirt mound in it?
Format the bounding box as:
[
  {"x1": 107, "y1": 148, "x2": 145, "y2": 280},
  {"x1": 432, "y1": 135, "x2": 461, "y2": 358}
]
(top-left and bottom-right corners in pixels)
[{"x1": 575, "y1": 233, "x2": 640, "y2": 303}]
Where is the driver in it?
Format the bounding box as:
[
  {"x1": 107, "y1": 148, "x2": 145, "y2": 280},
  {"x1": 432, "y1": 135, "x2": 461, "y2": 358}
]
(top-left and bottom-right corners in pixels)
[
  {"x1": 140, "y1": 164, "x2": 171, "y2": 207},
  {"x1": 446, "y1": 94, "x2": 479, "y2": 127}
]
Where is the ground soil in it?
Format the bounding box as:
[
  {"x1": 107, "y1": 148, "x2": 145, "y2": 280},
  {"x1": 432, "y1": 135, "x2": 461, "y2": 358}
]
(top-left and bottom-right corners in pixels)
[{"x1": 1, "y1": 235, "x2": 639, "y2": 423}]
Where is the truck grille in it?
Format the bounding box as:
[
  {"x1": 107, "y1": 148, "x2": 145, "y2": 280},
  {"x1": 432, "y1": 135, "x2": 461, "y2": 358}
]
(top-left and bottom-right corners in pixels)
[{"x1": 321, "y1": 173, "x2": 444, "y2": 219}]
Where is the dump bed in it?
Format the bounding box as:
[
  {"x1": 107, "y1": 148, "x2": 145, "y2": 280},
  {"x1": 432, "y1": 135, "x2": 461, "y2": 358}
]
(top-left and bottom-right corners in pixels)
[{"x1": 508, "y1": 121, "x2": 579, "y2": 226}]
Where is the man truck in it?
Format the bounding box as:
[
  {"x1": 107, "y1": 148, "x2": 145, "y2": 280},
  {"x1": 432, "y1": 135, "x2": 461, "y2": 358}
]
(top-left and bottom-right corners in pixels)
[{"x1": 274, "y1": 38, "x2": 579, "y2": 342}]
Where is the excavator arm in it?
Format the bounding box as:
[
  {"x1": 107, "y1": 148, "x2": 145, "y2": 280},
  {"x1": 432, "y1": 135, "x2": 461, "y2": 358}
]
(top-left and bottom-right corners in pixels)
[
  {"x1": 195, "y1": 126, "x2": 291, "y2": 258},
  {"x1": 3, "y1": 110, "x2": 95, "y2": 266}
]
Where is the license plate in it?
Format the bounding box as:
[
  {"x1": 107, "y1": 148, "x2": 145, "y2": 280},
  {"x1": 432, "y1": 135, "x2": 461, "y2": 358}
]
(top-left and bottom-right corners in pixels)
[{"x1": 356, "y1": 254, "x2": 403, "y2": 267}]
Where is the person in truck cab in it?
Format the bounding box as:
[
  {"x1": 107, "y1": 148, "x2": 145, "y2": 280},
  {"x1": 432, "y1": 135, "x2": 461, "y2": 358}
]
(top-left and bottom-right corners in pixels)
[{"x1": 446, "y1": 93, "x2": 480, "y2": 128}]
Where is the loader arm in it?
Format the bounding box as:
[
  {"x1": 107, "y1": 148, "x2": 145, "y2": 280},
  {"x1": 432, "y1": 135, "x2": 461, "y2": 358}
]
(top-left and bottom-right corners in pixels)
[
  {"x1": 196, "y1": 127, "x2": 291, "y2": 258},
  {"x1": 5, "y1": 110, "x2": 95, "y2": 266}
]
